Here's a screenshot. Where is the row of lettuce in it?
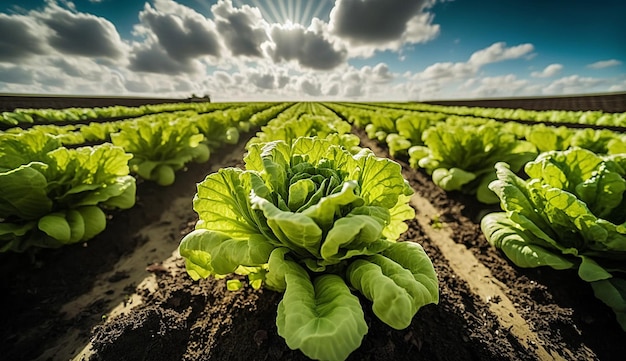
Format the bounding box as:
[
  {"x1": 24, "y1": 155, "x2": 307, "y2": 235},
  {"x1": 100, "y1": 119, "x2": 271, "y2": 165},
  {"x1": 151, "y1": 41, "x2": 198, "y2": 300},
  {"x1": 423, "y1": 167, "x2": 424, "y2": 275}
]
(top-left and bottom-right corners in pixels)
[
  {"x1": 373, "y1": 101, "x2": 626, "y2": 127},
  {"x1": 1, "y1": 100, "x2": 624, "y2": 359},
  {"x1": 0, "y1": 100, "x2": 230, "y2": 127},
  {"x1": 178, "y1": 101, "x2": 439, "y2": 361},
  {"x1": 326, "y1": 102, "x2": 626, "y2": 334},
  {"x1": 326, "y1": 102, "x2": 625, "y2": 202},
  {"x1": 5, "y1": 98, "x2": 625, "y2": 128},
  {"x1": 0, "y1": 102, "x2": 294, "y2": 252}
]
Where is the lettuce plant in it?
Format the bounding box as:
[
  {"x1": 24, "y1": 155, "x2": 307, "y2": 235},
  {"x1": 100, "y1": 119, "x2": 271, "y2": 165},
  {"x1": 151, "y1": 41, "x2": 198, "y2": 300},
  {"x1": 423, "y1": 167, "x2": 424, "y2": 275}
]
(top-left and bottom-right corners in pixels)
[
  {"x1": 481, "y1": 148, "x2": 626, "y2": 330},
  {"x1": 179, "y1": 137, "x2": 438, "y2": 360},
  {"x1": 111, "y1": 116, "x2": 210, "y2": 186},
  {"x1": 386, "y1": 113, "x2": 443, "y2": 157},
  {"x1": 247, "y1": 114, "x2": 360, "y2": 153},
  {"x1": 409, "y1": 121, "x2": 537, "y2": 203},
  {"x1": 0, "y1": 131, "x2": 136, "y2": 252}
]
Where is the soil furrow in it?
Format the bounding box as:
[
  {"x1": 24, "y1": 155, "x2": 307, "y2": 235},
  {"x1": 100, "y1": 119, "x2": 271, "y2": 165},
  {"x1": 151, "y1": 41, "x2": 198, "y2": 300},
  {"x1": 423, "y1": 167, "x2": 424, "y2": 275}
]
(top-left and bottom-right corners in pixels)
[
  {"x1": 409, "y1": 192, "x2": 572, "y2": 361},
  {"x1": 22, "y1": 139, "x2": 251, "y2": 361}
]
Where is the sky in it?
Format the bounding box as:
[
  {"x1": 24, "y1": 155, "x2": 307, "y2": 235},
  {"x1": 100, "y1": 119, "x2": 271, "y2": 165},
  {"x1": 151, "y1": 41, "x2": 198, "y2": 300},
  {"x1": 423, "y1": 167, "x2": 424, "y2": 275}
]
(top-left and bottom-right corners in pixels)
[{"x1": 0, "y1": 0, "x2": 625, "y2": 101}]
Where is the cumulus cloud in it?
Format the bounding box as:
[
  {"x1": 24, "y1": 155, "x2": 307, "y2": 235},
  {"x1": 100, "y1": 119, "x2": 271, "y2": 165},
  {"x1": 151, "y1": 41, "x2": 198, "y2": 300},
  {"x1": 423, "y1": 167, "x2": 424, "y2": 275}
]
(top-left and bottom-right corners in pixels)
[
  {"x1": 0, "y1": 14, "x2": 47, "y2": 62},
  {"x1": 608, "y1": 80, "x2": 626, "y2": 92},
  {"x1": 324, "y1": 82, "x2": 340, "y2": 96},
  {"x1": 0, "y1": 65, "x2": 37, "y2": 84},
  {"x1": 468, "y1": 42, "x2": 534, "y2": 66},
  {"x1": 250, "y1": 73, "x2": 277, "y2": 89},
  {"x1": 128, "y1": 42, "x2": 201, "y2": 75},
  {"x1": 401, "y1": 42, "x2": 539, "y2": 99},
  {"x1": 298, "y1": 76, "x2": 322, "y2": 96},
  {"x1": 0, "y1": 3, "x2": 126, "y2": 62},
  {"x1": 212, "y1": 0, "x2": 268, "y2": 57},
  {"x1": 367, "y1": 63, "x2": 394, "y2": 83},
  {"x1": 343, "y1": 83, "x2": 363, "y2": 97},
  {"x1": 466, "y1": 74, "x2": 529, "y2": 98},
  {"x1": 326, "y1": 0, "x2": 439, "y2": 56},
  {"x1": 35, "y1": 3, "x2": 126, "y2": 59},
  {"x1": 420, "y1": 62, "x2": 476, "y2": 81},
  {"x1": 138, "y1": 0, "x2": 221, "y2": 61},
  {"x1": 330, "y1": 0, "x2": 430, "y2": 42},
  {"x1": 587, "y1": 59, "x2": 622, "y2": 69},
  {"x1": 531, "y1": 63, "x2": 563, "y2": 78},
  {"x1": 48, "y1": 57, "x2": 110, "y2": 81},
  {"x1": 266, "y1": 23, "x2": 347, "y2": 70},
  {"x1": 0, "y1": 60, "x2": 130, "y2": 95},
  {"x1": 411, "y1": 42, "x2": 535, "y2": 86},
  {"x1": 128, "y1": 0, "x2": 224, "y2": 74},
  {"x1": 543, "y1": 75, "x2": 606, "y2": 95},
  {"x1": 213, "y1": 70, "x2": 233, "y2": 85}
]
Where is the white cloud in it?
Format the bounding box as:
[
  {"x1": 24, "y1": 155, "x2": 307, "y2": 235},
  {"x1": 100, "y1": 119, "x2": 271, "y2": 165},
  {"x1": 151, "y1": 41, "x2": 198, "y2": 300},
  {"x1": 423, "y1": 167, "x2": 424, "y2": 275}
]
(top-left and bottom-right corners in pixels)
[
  {"x1": 297, "y1": 76, "x2": 322, "y2": 96},
  {"x1": 1, "y1": 1, "x2": 624, "y2": 101},
  {"x1": 0, "y1": 2, "x2": 127, "y2": 63},
  {"x1": 265, "y1": 22, "x2": 347, "y2": 70},
  {"x1": 128, "y1": 42, "x2": 203, "y2": 75},
  {"x1": 531, "y1": 63, "x2": 563, "y2": 78},
  {"x1": 464, "y1": 74, "x2": 529, "y2": 98},
  {"x1": 587, "y1": 59, "x2": 622, "y2": 69},
  {"x1": 367, "y1": 63, "x2": 394, "y2": 83},
  {"x1": 0, "y1": 14, "x2": 48, "y2": 62},
  {"x1": 419, "y1": 62, "x2": 476, "y2": 81},
  {"x1": 468, "y1": 42, "x2": 534, "y2": 66},
  {"x1": 328, "y1": 0, "x2": 439, "y2": 57},
  {"x1": 136, "y1": 0, "x2": 222, "y2": 60},
  {"x1": 212, "y1": 0, "x2": 269, "y2": 57},
  {"x1": 36, "y1": 2, "x2": 126, "y2": 59},
  {"x1": 608, "y1": 80, "x2": 626, "y2": 92},
  {"x1": 0, "y1": 65, "x2": 37, "y2": 84},
  {"x1": 411, "y1": 42, "x2": 533, "y2": 85},
  {"x1": 543, "y1": 75, "x2": 606, "y2": 95},
  {"x1": 127, "y1": 0, "x2": 226, "y2": 75}
]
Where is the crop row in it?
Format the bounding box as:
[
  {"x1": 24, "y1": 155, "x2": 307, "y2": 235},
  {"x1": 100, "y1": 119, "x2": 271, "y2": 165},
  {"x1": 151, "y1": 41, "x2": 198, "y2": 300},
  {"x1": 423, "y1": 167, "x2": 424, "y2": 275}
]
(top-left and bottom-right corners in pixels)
[
  {"x1": 1, "y1": 101, "x2": 625, "y2": 360},
  {"x1": 0, "y1": 100, "x2": 235, "y2": 127},
  {"x1": 178, "y1": 101, "x2": 438, "y2": 361},
  {"x1": 366, "y1": 101, "x2": 626, "y2": 127},
  {"x1": 323, "y1": 101, "x2": 626, "y2": 338},
  {"x1": 324, "y1": 102, "x2": 625, "y2": 202},
  {"x1": 0, "y1": 102, "x2": 294, "y2": 252}
]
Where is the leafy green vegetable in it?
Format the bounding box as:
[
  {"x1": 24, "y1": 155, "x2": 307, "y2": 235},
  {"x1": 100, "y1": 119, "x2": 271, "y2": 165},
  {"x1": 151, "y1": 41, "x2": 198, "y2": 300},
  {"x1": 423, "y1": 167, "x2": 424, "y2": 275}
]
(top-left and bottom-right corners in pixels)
[
  {"x1": 482, "y1": 149, "x2": 626, "y2": 330},
  {"x1": 111, "y1": 116, "x2": 209, "y2": 186},
  {"x1": 0, "y1": 131, "x2": 136, "y2": 252},
  {"x1": 180, "y1": 137, "x2": 437, "y2": 360},
  {"x1": 347, "y1": 242, "x2": 438, "y2": 329},
  {"x1": 410, "y1": 121, "x2": 537, "y2": 203},
  {"x1": 248, "y1": 112, "x2": 360, "y2": 154}
]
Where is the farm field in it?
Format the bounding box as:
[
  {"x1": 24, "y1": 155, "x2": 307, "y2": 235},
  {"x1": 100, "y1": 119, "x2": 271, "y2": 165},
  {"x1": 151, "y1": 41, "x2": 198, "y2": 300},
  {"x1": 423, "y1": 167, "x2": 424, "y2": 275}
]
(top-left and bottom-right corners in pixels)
[{"x1": 1, "y1": 94, "x2": 626, "y2": 361}]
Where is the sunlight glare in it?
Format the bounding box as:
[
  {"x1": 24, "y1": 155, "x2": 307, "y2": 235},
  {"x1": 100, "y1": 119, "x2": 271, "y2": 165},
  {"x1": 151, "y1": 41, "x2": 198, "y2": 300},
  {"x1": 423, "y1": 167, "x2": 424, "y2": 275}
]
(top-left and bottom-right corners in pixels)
[
  {"x1": 277, "y1": 0, "x2": 288, "y2": 23},
  {"x1": 245, "y1": 0, "x2": 332, "y2": 26}
]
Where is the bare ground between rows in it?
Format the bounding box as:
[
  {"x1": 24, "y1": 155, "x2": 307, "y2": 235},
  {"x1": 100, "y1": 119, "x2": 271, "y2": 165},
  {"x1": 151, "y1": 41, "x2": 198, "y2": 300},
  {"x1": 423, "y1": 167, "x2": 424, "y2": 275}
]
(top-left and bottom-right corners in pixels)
[
  {"x1": 422, "y1": 92, "x2": 626, "y2": 113},
  {"x1": 0, "y1": 95, "x2": 192, "y2": 112},
  {"x1": 0, "y1": 124, "x2": 624, "y2": 361}
]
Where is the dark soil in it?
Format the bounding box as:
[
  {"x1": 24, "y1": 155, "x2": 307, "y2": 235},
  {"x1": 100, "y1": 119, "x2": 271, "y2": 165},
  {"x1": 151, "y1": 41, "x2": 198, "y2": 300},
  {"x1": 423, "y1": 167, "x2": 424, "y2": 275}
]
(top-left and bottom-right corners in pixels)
[
  {"x1": 423, "y1": 92, "x2": 626, "y2": 113},
  {"x1": 0, "y1": 95, "x2": 625, "y2": 361},
  {"x1": 0, "y1": 95, "x2": 193, "y2": 112}
]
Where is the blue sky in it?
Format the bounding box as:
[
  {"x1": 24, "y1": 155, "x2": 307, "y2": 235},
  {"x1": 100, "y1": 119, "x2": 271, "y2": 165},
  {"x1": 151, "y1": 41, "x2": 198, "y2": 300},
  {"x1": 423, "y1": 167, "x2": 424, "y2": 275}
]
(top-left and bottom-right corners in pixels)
[{"x1": 0, "y1": 0, "x2": 624, "y2": 101}]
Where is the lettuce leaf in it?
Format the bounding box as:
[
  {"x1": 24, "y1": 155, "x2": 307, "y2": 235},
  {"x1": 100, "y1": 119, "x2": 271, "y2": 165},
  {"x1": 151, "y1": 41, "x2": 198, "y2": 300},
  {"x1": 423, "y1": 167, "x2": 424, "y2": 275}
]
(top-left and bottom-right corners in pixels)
[
  {"x1": 411, "y1": 121, "x2": 537, "y2": 203},
  {"x1": 0, "y1": 132, "x2": 135, "y2": 251},
  {"x1": 483, "y1": 151, "x2": 626, "y2": 330},
  {"x1": 180, "y1": 137, "x2": 434, "y2": 359}
]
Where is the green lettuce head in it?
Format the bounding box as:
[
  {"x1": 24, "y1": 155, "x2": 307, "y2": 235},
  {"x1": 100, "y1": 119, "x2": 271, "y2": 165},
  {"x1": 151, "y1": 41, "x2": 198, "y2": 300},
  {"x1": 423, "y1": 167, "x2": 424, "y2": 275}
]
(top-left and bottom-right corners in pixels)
[
  {"x1": 481, "y1": 148, "x2": 626, "y2": 331},
  {"x1": 179, "y1": 137, "x2": 438, "y2": 360}
]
